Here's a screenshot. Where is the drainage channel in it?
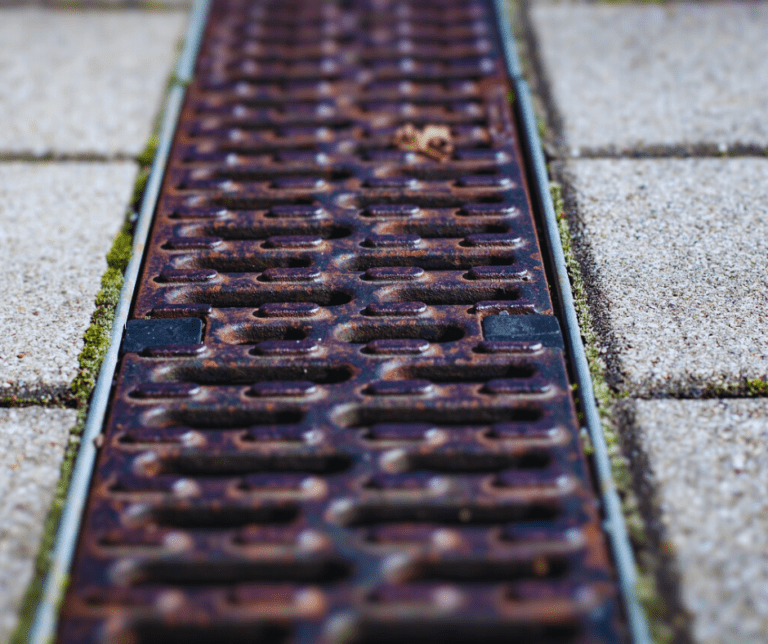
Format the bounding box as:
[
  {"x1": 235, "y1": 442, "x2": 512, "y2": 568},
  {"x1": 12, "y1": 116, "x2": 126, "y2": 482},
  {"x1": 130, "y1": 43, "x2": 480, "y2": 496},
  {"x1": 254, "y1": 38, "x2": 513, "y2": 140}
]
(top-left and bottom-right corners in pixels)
[{"x1": 39, "y1": 1, "x2": 638, "y2": 642}]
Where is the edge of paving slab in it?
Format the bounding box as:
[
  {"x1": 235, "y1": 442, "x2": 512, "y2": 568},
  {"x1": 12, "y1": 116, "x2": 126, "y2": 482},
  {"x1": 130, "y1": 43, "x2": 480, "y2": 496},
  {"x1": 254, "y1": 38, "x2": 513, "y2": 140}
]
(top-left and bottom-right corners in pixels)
[
  {"x1": 611, "y1": 400, "x2": 697, "y2": 640},
  {"x1": 549, "y1": 175, "x2": 692, "y2": 644},
  {"x1": 515, "y1": 3, "x2": 768, "y2": 638},
  {"x1": 552, "y1": 158, "x2": 768, "y2": 401},
  {"x1": 16, "y1": 2, "x2": 210, "y2": 642},
  {"x1": 499, "y1": 2, "x2": 655, "y2": 642},
  {"x1": 548, "y1": 159, "x2": 632, "y2": 395},
  {"x1": 7, "y1": 176, "x2": 137, "y2": 643},
  {"x1": 510, "y1": 1, "x2": 688, "y2": 642},
  {"x1": 8, "y1": 123, "x2": 155, "y2": 644},
  {"x1": 514, "y1": 76, "x2": 655, "y2": 644}
]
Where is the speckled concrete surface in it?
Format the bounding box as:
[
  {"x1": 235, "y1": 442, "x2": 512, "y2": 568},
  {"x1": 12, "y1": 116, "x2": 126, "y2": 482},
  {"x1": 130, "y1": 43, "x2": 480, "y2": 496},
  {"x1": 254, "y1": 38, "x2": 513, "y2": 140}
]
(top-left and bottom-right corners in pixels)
[
  {"x1": 0, "y1": 8, "x2": 186, "y2": 156},
  {"x1": 43, "y1": 1, "x2": 192, "y2": 6},
  {"x1": 562, "y1": 157, "x2": 768, "y2": 395},
  {"x1": 0, "y1": 163, "x2": 137, "y2": 400},
  {"x1": 0, "y1": 406, "x2": 77, "y2": 642},
  {"x1": 626, "y1": 399, "x2": 768, "y2": 644},
  {"x1": 529, "y1": 3, "x2": 768, "y2": 155}
]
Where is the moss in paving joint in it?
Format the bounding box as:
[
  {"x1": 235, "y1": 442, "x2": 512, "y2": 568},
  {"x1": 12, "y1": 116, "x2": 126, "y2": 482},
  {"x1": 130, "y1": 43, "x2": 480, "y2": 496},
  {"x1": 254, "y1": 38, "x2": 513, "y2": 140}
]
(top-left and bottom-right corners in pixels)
[
  {"x1": 9, "y1": 112, "x2": 161, "y2": 644},
  {"x1": 697, "y1": 378, "x2": 768, "y2": 398},
  {"x1": 0, "y1": 397, "x2": 73, "y2": 408},
  {"x1": 511, "y1": 0, "x2": 664, "y2": 629},
  {"x1": 10, "y1": 27, "x2": 190, "y2": 641},
  {"x1": 8, "y1": 211, "x2": 133, "y2": 644},
  {"x1": 746, "y1": 378, "x2": 768, "y2": 395},
  {"x1": 550, "y1": 183, "x2": 676, "y2": 644},
  {"x1": 514, "y1": 0, "x2": 681, "y2": 634}
]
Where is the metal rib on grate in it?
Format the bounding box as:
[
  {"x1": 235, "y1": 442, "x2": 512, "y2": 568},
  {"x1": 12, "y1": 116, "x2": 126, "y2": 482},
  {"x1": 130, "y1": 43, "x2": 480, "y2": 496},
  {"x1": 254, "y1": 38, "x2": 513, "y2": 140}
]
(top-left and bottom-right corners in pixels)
[{"x1": 57, "y1": 1, "x2": 626, "y2": 642}]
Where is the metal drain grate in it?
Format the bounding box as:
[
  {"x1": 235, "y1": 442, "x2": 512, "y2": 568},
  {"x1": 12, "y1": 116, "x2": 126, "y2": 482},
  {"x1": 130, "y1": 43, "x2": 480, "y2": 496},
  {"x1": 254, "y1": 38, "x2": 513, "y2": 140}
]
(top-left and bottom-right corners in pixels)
[{"x1": 57, "y1": 1, "x2": 626, "y2": 642}]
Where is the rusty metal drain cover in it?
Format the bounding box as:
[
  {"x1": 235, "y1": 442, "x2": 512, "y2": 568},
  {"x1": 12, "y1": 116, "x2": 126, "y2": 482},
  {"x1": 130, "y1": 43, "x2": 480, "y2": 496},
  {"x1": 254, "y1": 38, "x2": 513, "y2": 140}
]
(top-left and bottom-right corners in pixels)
[{"x1": 56, "y1": 0, "x2": 626, "y2": 642}]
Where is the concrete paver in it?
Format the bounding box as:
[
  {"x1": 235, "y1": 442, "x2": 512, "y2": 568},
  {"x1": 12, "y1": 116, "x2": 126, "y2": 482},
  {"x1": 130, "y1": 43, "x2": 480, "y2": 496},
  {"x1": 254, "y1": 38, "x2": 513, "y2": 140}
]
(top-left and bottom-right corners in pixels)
[
  {"x1": 44, "y1": 0, "x2": 192, "y2": 6},
  {"x1": 0, "y1": 162, "x2": 137, "y2": 400},
  {"x1": 626, "y1": 399, "x2": 768, "y2": 644},
  {"x1": 0, "y1": 406, "x2": 77, "y2": 642},
  {"x1": 561, "y1": 157, "x2": 768, "y2": 395},
  {"x1": 1, "y1": 2, "x2": 765, "y2": 642},
  {"x1": 0, "y1": 8, "x2": 187, "y2": 157},
  {"x1": 530, "y1": 3, "x2": 768, "y2": 155}
]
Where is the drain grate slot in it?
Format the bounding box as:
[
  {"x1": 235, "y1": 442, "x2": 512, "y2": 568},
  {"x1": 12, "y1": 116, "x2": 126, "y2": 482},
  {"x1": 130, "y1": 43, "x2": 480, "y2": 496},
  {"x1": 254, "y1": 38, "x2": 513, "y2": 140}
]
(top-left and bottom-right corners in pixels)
[
  {"x1": 119, "y1": 622, "x2": 292, "y2": 644},
  {"x1": 333, "y1": 405, "x2": 544, "y2": 428},
  {"x1": 57, "y1": 1, "x2": 627, "y2": 642}
]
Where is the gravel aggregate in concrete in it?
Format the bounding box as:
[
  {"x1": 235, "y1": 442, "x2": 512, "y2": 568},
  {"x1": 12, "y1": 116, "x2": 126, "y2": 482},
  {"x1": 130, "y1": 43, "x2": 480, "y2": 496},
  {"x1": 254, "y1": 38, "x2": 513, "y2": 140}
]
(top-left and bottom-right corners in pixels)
[
  {"x1": 563, "y1": 158, "x2": 768, "y2": 395},
  {"x1": 529, "y1": 3, "x2": 768, "y2": 154},
  {"x1": 628, "y1": 399, "x2": 768, "y2": 644},
  {"x1": 0, "y1": 8, "x2": 186, "y2": 157},
  {"x1": 0, "y1": 406, "x2": 76, "y2": 642},
  {"x1": 0, "y1": 163, "x2": 137, "y2": 400}
]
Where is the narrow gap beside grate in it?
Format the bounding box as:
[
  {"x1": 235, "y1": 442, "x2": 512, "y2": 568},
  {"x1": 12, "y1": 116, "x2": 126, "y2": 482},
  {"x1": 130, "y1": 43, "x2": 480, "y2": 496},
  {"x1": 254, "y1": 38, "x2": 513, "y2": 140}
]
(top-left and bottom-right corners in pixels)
[{"x1": 57, "y1": 1, "x2": 627, "y2": 642}]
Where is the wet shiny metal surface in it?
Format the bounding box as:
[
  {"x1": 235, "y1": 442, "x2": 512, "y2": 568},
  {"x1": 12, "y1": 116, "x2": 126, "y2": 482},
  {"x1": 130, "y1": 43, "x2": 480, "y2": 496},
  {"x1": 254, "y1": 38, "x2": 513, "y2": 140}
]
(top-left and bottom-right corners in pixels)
[{"x1": 57, "y1": 1, "x2": 626, "y2": 642}]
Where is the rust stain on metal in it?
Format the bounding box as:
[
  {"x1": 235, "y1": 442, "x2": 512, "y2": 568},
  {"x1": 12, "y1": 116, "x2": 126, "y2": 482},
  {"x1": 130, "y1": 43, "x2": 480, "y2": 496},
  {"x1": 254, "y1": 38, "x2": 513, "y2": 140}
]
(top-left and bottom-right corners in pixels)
[{"x1": 56, "y1": 0, "x2": 627, "y2": 642}]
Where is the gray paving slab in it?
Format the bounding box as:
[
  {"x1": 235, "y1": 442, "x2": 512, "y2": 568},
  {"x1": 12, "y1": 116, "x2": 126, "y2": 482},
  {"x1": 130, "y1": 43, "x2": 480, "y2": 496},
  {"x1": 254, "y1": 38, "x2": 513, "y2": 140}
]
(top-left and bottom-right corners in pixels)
[
  {"x1": 0, "y1": 8, "x2": 187, "y2": 157},
  {"x1": 529, "y1": 2, "x2": 768, "y2": 155},
  {"x1": 0, "y1": 162, "x2": 137, "y2": 401},
  {"x1": 41, "y1": 1, "x2": 192, "y2": 6},
  {"x1": 626, "y1": 398, "x2": 768, "y2": 644},
  {"x1": 561, "y1": 157, "x2": 768, "y2": 395},
  {"x1": 0, "y1": 406, "x2": 77, "y2": 642}
]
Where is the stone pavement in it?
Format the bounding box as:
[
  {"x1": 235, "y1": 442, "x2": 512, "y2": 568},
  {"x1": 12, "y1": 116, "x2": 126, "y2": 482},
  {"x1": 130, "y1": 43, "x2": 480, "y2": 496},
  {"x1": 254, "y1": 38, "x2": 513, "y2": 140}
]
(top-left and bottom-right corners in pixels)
[
  {"x1": 527, "y1": 2, "x2": 768, "y2": 643},
  {"x1": 1, "y1": 1, "x2": 766, "y2": 643},
  {"x1": 0, "y1": 5, "x2": 188, "y2": 641}
]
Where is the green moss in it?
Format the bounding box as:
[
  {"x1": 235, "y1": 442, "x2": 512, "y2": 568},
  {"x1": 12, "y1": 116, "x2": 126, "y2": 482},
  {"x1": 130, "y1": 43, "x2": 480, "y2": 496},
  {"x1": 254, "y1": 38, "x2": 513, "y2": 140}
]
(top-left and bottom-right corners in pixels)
[
  {"x1": 9, "y1": 65, "x2": 167, "y2": 644},
  {"x1": 0, "y1": 397, "x2": 65, "y2": 408},
  {"x1": 550, "y1": 182, "x2": 673, "y2": 644},
  {"x1": 8, "y1": 211, "x2": 132, "y2": 644},
  {"x1": 136, "y1": 135, "x2": 159, "y2": 168},
  {"x1": 694, "y1": 378, "x2": 768, "y2": 399},
  {"x1": 131, "y1": 167, "x2": 150, "y2": 207},
  {"x1": 745, "y1": 378, "x2": 768, "y2": 396},
  {"x1": 70, "y1": 219, "x2": 132, "y2": 402}
]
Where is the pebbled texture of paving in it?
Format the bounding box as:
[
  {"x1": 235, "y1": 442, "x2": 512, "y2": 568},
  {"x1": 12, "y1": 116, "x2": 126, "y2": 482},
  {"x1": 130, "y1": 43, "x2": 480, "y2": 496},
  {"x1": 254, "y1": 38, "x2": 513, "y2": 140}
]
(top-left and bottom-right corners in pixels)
[
  {"x1": 625, "y1": 399, "x2": 768, "y2": 644},
  {"x1": 0, "y1": 8, "x2": 186, "y2": 157},
  {"x1": 0, "y1": 162, "x2": 137, "y2": 401},
  {"x1": 561, "y1": 157, "x2": 768, "y2": 396},
  {"x1": 529, "y1": 2, "x2": 768, "y2": 155},
  {"x1": 0, "y1": 406, "x2": 77, "y2": 642}
]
